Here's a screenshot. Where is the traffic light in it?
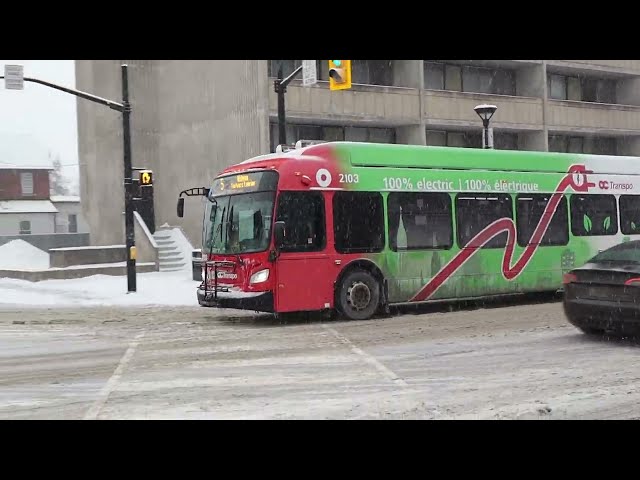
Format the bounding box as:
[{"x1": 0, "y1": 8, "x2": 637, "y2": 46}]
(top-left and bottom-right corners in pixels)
[{"x1": 328, "y1": 60, "x2": 351, "y2": 91}]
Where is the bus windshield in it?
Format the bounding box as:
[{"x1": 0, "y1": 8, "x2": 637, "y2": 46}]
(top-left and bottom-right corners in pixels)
[
  {"x1": 203, "y1": 192, "x2": 274, "y2": 255},
  {"x1": 203, "y1": 170, "x2": 278, "y2": 255}
]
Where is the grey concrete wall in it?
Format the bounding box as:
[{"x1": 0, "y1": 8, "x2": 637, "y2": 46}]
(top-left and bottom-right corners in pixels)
[
  {"x1": 134, "y1": 211, "x2": 159, "y2": 267},
  {"x1": 0, "y1": 233, "x2": 90, "y2": 251},
  {"x1": 0, "y1": 262, "x2": 156, "y2": 282},
  {"x1": 49, "y1": 245, "x2": 126, "y2": 268},
  {"x1": 0, "y1": 213, "x2": 56, "y2": 235},
  {"x1": 76, "y1": 60, "x2": 270, "y2": 248},
  {"x1": 154, "y1": 60, "x2": 270, "y2": 245}
]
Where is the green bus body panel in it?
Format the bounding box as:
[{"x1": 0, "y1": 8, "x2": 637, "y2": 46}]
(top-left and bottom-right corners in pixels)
[{"x1": 281, "y1": 142, "x2": 640, "y2": 303}]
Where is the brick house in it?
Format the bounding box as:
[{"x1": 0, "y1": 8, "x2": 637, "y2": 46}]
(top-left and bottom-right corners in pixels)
[{"x1": 0, "y1": 165, "x2": 59, "y2": 235}]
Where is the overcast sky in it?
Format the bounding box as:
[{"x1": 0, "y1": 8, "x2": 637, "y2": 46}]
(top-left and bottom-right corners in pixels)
[{"x1": 0, "y1": 60, "x2": 78, "y2": 185}]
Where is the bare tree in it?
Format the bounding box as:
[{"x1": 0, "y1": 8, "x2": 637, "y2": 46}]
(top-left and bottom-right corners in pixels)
[{"x1": 50, "y1": 154, "x2": 70, "y2": 196}]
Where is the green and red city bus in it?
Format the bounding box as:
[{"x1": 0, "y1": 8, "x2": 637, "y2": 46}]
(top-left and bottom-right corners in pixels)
[{"x1": 177, "y1": 141, "x2": 640, "y2": 320}]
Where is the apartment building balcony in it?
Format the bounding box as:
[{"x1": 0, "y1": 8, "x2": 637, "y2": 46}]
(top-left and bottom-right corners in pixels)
[
  {"x1": 547, "y1": 60, "x2": 640, "y2": 77},
  {"x1": 547, "y1": 99, "x2": 640, "y2": 136},
  {"x1": 268, "y1": 81, "x2": 420, "y2": 127},
  {"x1": 423, "y1": 89, "x2": 543, "y2": 131}
]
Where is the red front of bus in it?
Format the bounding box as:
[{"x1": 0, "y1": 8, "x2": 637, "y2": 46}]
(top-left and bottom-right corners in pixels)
[{"x1": 197, "y1": 169, "x2": 279, "y2": 312}]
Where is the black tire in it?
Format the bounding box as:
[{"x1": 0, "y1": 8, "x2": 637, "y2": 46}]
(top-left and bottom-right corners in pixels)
[
  {"x1": 336, "y1": 269, "x2": 381, "y2": 321},
  {"x1": 577, "y1": 325, "x2": 605, "y2": 335},
  {"x1": 569, "y1": 318, "x2": 605, "y2": 335}
]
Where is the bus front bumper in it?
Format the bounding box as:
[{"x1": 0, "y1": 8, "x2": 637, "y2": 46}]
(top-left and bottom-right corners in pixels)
[{"x1": 197, "y1": 287, "x2": 274, "y2": 313}]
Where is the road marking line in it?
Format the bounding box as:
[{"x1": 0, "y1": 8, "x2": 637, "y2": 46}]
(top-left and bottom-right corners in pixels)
[
  {"x1": 322, "y1": 325, "x2": 408, "y2": 388},
  {"x1": 83, "y1": 330, "x2": 146, "y2": 420}
]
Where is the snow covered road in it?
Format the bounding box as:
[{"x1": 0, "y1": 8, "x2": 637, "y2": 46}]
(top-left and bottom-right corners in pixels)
[{"x1": 2, "y1": 299, "x2": 640, "y2": 419}]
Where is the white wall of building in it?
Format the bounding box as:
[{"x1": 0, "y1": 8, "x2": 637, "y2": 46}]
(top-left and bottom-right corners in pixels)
[
  {"x1": 0, "y1": 213, "x2": 56, "y2": 235},
  {"x1": 52, "y1": 201, "x2": 90, "y2": 234}
]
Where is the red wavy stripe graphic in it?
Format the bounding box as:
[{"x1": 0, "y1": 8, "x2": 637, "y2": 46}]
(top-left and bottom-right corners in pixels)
[{"x1": 409, "y1": 172, "x2": 578, "y2": 303}]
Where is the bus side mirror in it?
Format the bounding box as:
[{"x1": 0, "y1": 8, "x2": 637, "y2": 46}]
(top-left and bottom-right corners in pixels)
[
  {"x1": 274, "y1": 221, "x2": 285, "y2": 248},
  {"x1": 177, "y1": 197, "x2": 185, "y2": 218}
]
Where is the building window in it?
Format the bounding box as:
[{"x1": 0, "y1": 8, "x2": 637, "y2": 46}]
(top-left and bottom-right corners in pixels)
[
  {"x1": 548, "y1": 74, "x2": 567, "y2": 100},
  {"x1": 547, "y1": 74, "x2": 617, "y2": 104},
  {"x1": 20, "y1": 172, "x2": 34, "y2": 196},
  {"x1": 345, "y1": 127, "x2": 395, "y2": 143},
  {"x1": 270, "y1": 122, "x2": 396, "y2": 152},
  {"x1": 350, "y1": 60, "x2": 393, "y2": 86},
  {"x1": 424, "y1": 62, "x2": 445, "y2": 90},
  {"x1": 275, "y1": 192, "x2": 325, "y2": 252},
  {"x1": 68, "y1": 214, "x2": 78, "y2": 233},
  {"x1": 549, "y1": 135, "x2": 617, "y2": 155},
  {"x1": 570, "y1": 194, "x2": 618, "y2": 236},
  {"x1": 313, "y1": 60, "x2": 393, "y2": 86},
  {"x1": 333, "y1": 192, "x2": 385, "y2": 253},
  {"x1": 426, "y1": 130, "x2": 482, "y2": 149},
  {"x1": 455, "y1": 194, "x2": 513, "y2": 249},
  {"x1": 19, "y1": 220, "x2": 31, "y2": 235},
  {"x1": 444, "y1": 65, "x2": 462, "y2": 91},
  {"x1": 424, "y1": 62, "x2": 515, "y2": 95},
  {"x1": 388, "y1": 192, "x2": 453, "y2": 250},
  {"x1": 493, "y1": 132, "x2": 519, "y2": 150},
  {"x1": 268, "y1": 60, "x2": 302, "y2": 78}
]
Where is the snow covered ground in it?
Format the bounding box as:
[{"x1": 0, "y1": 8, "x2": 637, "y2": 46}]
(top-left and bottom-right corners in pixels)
[{"x1": 0, "y1": 270, "x2": 200, "y2": 308}]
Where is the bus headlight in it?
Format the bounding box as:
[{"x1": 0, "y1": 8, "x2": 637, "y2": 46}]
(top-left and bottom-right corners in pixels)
[{"x1": 250, "y1": 269, "x2": 270, "y2": 284}]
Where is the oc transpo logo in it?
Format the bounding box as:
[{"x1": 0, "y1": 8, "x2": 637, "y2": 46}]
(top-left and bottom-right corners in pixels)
[
  {"x1": 598, "y1": 179, "x2": 634, "y2": 191},
  {"x1": 217, "y1": 271, "x2": 238, "y2": 280},
  {"x1": 316, "y1": 168, "x2": 332, "y2": 188}
]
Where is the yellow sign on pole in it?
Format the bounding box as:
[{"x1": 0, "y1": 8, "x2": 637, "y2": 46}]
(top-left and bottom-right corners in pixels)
[{"x1": 140, "y1": 170, "x2": 153, "y2": 185}]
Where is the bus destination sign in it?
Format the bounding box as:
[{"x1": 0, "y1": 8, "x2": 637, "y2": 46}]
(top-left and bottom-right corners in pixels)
[{"x1": 210, "y1": 170, "x2": 278, "y2": 197}]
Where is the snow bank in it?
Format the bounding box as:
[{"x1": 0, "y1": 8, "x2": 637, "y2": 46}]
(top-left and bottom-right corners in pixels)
[
  {"x1": 0, "y1": 270, "x2": 200, "y2": 308},
  {"x1": 0, "y1": 240, "x2": 50, "y2": 271}
]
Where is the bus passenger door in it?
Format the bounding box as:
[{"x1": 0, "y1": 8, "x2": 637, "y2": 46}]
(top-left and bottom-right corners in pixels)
[{"x1": 274, "y1": 191, "x2": 334, "y2": 313}]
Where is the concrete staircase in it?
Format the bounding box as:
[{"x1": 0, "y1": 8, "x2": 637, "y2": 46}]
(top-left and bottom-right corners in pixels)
[{"x1": 153, "y1": 228, "x2": 189, "y2": 272}]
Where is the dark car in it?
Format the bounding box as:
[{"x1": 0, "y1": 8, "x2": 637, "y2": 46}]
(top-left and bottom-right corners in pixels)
[{"x1": 563, "y1": 240, "x2": 640, "y2": 335}]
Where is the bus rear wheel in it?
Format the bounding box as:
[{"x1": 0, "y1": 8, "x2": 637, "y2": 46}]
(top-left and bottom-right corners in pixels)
[{"x1": 336, "y1": 270, "x2": 380, "y2": 321}]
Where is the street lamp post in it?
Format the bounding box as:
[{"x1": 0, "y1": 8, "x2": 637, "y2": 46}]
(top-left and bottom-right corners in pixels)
[{"x1": 474, "y1": 104, "x2": 497, "y2": 149}]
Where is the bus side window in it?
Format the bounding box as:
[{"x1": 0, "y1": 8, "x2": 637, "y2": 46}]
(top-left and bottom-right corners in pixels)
[
  {"x1": 275, "y1": 191, "x2": 326, "y2": 252},
  {"x1": 619, "y1": 195, "x2": 640, "y2": 235},
  {"x1": 387, "y1": 192, "x2": 453, "y2": 250},
  {"x1": 516, "y1": 194, "x2": 569, "y2": 247},
  {"x1": 333, "y1": 192, "x2": 385, "y2": 253},
  {"x1": 570, "y1": 194, "x2": 618, "y2": 237},
  {"x1": 455, "y1": 193, "x2": 513, "y2": 249}
]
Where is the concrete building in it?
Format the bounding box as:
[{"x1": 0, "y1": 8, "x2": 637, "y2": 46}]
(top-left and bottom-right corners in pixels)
[{"x1": 76, "y1": 60, "x2": 640, "y2": 248}]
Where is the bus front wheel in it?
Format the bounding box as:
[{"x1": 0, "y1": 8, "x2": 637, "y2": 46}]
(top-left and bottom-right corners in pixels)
[{"x1": 336, "y1": 270, "x2": 380, "y2": 321}]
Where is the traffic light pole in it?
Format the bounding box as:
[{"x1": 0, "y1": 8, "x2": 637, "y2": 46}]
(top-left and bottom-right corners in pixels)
[
  {"x1": 274, "y1": 65, "x2": 303, "y2": 146},
  {"x1": 121, "y1": 65, "x2": 136, "y2": 292},
  {"x1": 0, "y1": 64, "x2": 138, "y2": 293}
]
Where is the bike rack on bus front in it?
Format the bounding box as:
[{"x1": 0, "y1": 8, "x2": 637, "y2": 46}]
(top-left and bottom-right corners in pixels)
[{"x1": 204, "y1": 260, "x2": 236, "y2": 301}]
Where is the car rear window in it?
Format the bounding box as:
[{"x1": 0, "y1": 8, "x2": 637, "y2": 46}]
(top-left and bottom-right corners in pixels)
[{"x1": 589, "y1": 241, "x2": 640, "y2": 264}]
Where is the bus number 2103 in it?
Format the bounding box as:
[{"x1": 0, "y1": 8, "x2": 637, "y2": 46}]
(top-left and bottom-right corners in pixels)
[{"x1": 339, "y1": 173, "x2": 359, "y2": 184}]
